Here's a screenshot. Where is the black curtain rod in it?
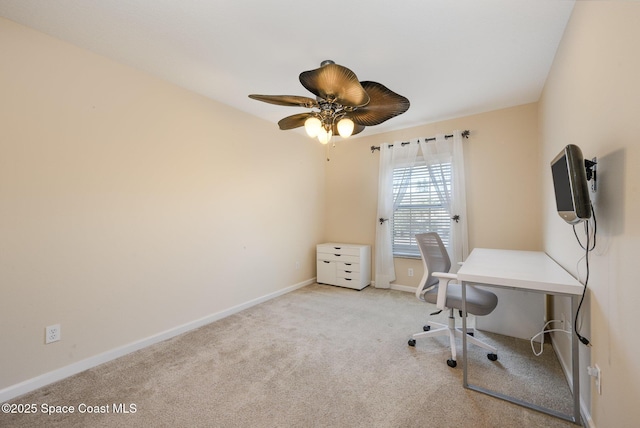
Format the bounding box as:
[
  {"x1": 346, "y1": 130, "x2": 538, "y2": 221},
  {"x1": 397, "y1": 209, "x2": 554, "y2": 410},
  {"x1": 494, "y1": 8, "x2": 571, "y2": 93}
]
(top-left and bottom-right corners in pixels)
[{"x1": 370, "y1": 130, "x2": 470, "y2": 153}]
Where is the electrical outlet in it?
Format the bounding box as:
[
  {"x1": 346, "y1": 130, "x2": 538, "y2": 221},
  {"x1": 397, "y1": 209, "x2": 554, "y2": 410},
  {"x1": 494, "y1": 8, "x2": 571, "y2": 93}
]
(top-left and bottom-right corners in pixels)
[
  {"x1": 408, "y1": 268, "x2": 414, "y2": 277},
  {"x1": 45, "y1": 324, "x2": 61, "y2": 344},
  {"x1": 588, "y1": 364, "x2": 602, "y2": 395}
]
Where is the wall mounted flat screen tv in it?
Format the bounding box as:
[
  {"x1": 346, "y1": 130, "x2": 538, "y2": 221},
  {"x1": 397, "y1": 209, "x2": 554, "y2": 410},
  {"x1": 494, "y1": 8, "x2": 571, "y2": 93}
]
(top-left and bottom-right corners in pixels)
[{"x1": 551, "y1": 144, "x2": 591, "y2": 224}]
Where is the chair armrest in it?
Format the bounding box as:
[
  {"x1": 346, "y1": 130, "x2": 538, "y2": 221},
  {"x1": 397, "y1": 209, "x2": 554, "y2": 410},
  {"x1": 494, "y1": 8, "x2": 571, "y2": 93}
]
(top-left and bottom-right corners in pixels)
[
  {"x1": 432, "y1": 272, "x2": 458, "y2": 280},
  {"x1": 432, "y1": 272, "x2": 457, "y2": 310}
]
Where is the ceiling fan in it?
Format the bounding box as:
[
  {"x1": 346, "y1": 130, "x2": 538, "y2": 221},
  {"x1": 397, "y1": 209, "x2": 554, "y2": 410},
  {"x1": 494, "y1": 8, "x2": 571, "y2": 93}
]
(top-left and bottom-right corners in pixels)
[{"x1": 249, "y1": 60, "x2": 410, "y2": 144}]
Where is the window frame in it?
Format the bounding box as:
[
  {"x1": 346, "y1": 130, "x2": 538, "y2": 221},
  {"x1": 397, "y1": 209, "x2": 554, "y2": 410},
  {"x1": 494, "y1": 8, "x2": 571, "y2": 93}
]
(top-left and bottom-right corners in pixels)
[{"x1": 391, "y1": 158, "x2": 452, "y2": 258}]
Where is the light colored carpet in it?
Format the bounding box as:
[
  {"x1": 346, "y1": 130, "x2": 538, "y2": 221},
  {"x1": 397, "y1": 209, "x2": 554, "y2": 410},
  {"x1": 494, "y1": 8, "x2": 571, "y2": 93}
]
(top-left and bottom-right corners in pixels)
[{"x1": 1, "y1": 284, "x2": 578, "y2": 427}]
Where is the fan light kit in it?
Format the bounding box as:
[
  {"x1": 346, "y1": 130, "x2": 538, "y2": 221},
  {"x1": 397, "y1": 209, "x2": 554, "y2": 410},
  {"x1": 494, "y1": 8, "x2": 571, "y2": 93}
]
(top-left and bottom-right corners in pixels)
[{"x1": 249, "y1": 60, "x2": 410, "y2": 145}]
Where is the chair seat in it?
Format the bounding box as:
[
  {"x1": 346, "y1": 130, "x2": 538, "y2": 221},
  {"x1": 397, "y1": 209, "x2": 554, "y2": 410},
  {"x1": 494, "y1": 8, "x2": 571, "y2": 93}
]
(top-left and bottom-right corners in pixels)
[{"x1": 424, "y1": 283, "x2": 497, "y2": 316}]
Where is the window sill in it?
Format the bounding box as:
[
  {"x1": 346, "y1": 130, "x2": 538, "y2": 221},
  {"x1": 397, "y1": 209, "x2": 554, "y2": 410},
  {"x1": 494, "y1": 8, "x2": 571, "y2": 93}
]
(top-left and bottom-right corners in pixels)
[{"x1": 393, "y1": 254, "x2": 421, "y2": 260}]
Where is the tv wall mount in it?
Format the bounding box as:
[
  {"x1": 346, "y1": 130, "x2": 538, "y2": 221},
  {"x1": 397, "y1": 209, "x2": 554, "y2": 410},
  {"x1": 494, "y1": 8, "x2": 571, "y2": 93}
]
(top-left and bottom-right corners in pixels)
[{"x1": 585, "y1": 158, "x2": 597, "y2": 192}]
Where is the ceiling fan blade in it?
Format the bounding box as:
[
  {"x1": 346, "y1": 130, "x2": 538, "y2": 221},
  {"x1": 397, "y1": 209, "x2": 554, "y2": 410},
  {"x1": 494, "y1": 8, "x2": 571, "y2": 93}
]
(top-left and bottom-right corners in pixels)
[
  {"x1": 299, "y1": 63, "x2": 370, "y2": 108},
  {"x1": 349, "y1": 81, "x2": 410, "y2": 126},
  {"x1": 248, "y1": 94, "x2": 318, "y2": 108},
  {"x1": 278, "y1": 112, "x2": 313, "y2": 130}
]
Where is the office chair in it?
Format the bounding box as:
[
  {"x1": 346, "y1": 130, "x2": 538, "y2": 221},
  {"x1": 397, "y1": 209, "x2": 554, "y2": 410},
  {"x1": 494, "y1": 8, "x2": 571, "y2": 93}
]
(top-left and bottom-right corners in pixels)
[{"x1": 408, "y1": 232, "x2": 498, "y2": 367}]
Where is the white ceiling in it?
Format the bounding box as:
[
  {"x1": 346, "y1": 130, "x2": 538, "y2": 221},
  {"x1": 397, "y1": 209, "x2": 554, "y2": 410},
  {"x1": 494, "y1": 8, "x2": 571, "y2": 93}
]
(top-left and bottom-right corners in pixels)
[{"x1": 0, "y1": 0, "x2": 575, "y2": 137}]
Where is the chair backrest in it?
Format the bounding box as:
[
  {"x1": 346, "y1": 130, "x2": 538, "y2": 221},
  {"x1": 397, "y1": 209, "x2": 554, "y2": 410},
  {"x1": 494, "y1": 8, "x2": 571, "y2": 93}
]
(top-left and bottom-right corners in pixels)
[{"x1": 415, "y1": 232, "x2": 451, "y2": 293}]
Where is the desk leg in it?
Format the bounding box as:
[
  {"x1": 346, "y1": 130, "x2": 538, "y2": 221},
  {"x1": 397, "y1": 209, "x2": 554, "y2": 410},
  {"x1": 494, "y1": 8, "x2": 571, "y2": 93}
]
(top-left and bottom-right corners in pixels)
[
  {"x1": 462, "y1": 280, "x2": 468, "y2": 387},
  {"x1": 462, "y1": 286, "x2": 582, "y2": 425},
  {"x1": 571, "y1": 295, "x2": 582, "y2": 424}
]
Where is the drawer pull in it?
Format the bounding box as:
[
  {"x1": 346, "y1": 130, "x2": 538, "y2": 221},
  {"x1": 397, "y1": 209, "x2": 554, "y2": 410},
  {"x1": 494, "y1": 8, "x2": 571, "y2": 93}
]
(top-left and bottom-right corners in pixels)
[
  {"x1": 334, "y1": 247, "x2": 341, "y2": 250},
  {"x1": 345, "y1": 263, "x2": 352, "y2": 266},
  {"x1": 345, "y1": 271, "x2": 352, "y2": 273},
  {"x1": 323, "y1": 261, "x2": 331, "y2": 264},
  {"x1": 334, "y1": 254, "x2": 341, "y2": 257},
  {"x1": 344, "y1": 278, "x2": 352, "y2": 281}
]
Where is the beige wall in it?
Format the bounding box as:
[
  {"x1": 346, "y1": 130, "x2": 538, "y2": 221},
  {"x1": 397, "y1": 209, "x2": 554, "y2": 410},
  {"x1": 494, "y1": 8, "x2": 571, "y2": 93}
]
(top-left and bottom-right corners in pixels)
[
  {"x1": 325, "y1": 103, "x2": 542, "y2": 287},
  {"x1": 539, "y1": 2, "x2": 640, "y2": 426},
  {"x1": 0, "y1": 17, "x2": 325, "y2": 390}
]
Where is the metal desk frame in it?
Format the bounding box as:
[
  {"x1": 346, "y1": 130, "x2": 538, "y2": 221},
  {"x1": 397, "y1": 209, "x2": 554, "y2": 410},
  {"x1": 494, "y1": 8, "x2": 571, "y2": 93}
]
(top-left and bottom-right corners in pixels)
[{"x1": 458, "y1": 249, "x2": 584, "y2": 425}]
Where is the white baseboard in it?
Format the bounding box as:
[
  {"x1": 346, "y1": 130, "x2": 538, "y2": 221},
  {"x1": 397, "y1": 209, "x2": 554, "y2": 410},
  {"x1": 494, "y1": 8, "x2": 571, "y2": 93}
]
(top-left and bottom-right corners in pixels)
[
  {"x1": 370, "y1": 281, "x2": 416, "y2": 293},
  {"x1": 0, "y1": 278, "x2": 315, "y2": 403},
  {"x1": 550, "y1": 334, "x2": 594, "y2": 427},
  {"x1": 390, "y1": 283, "x2": 417, "y2": 293}
]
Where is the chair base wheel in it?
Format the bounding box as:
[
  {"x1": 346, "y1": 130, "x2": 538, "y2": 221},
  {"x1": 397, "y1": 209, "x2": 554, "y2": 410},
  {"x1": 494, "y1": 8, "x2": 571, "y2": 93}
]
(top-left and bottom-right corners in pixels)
[
  {"x1": 408, "y1": 339, "x2": 416, "y2": 347},
  {"x1": 423, "y1": 325, "x2": 430, "y2": 332},
  {"x1": 488, "y1": 353, "x2": 498, "y2": 361},
  {"x1": 447, "y1": 359, "x2": 457, "y2": 368}
]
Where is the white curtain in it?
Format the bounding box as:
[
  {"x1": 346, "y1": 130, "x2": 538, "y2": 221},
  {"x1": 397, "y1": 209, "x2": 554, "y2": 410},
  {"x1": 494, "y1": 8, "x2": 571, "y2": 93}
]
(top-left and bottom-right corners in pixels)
[
  {"x1": 374, "y1": 141, "x2": 419, "y2": 288},
  {"x1": 374, "y1": 130, "x2": 469, "y2": 288},
  {"x1": 419, "y1": 131, "x2": 469, "y2": 268},
  {"x1": 451, "y1": 131, "x2": 469, "y2": 266}
]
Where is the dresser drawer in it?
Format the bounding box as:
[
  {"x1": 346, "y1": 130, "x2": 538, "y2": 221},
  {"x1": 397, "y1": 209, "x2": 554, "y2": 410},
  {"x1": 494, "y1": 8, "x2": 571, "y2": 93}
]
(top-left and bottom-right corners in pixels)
[
  {"x1": 337, "y1": 269, "x2": 361, "y2": 281},
  {"x1": 316, "y1": 253, "x2": 360, "y2": 264},
  {"x1": 317, "y1": 244, "x2": 362, "y2": 257},
  {"x1": 336, "y1": 277, "x2": 361, "y2": 289},
  {"x1": 317, "y1": 259, "x2": 335, "y2": 284},
  {"x1": 337, "y1": 262, "x2": 360, "y2": 273}
]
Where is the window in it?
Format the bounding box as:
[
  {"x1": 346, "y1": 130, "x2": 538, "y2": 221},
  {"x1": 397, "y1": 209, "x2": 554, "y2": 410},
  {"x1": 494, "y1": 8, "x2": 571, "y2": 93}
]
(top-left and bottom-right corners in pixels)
[{"x1": 391, "y1": 161, "x2": 452, "y2": 257}]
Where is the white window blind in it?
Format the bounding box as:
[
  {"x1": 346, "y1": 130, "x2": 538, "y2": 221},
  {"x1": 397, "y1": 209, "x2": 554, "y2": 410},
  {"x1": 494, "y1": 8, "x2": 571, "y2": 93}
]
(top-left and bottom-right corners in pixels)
[{"x1": 391, "y1": 162, "x2": 452, "y2": 257}]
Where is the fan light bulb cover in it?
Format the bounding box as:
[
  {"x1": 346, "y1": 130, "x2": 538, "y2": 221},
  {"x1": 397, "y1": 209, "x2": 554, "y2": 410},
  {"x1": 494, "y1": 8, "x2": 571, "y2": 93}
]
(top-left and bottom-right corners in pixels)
[
  {"x1": 337, "y1": 118, "x2": 355, "y2": 138},
  {"x1": 304, "y1": 117, "x2": 322, "y2": 138},
  {"x1": 318, "y1": 128, "x2": 332, "y2": 145}
]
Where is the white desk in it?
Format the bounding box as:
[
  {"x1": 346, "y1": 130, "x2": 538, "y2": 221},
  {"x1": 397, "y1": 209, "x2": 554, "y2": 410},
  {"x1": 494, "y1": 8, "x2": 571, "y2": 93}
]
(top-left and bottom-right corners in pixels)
[{"x1": 457, "y1": 249, "x2": 584, "y2": 425}]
